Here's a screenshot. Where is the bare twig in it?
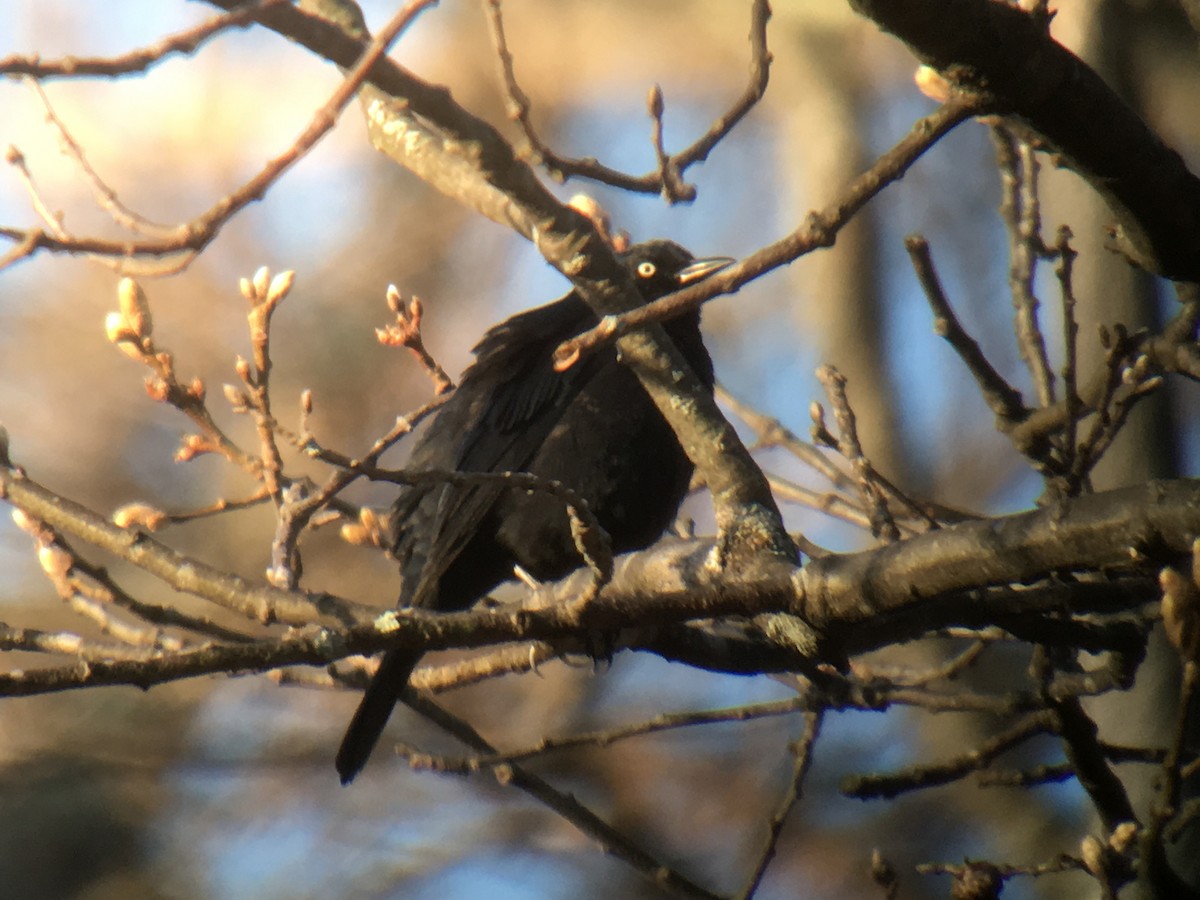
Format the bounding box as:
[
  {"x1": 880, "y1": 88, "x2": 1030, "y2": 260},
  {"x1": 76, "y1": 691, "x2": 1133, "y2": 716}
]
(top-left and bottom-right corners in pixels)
[
  {"x1": 1, "y1": 0, "x2": 437, "y2": 275},
  {"x1": 992, "y1": 124, "x2": 1056, "y2": 407},
  {"x1": 721, "y1": 384, "x2": 971, "y2": 531},
  {"x1": 841, "y1": 711, "x2": 1056, "y2": 799},
  {"x1": 871, "y1": 850, "x2": 900, "y2": 900},
  {"x1": 401, "y1": 691, "x2": 722, "y2": 900},
  {"x1": 1056, "y1": 226, "x2": 1082, "y2": 493},
  {"x1": 469, "y1": 697, "x2": 808, "y2": 767},
  {"x1": 854, "y1": 638, "x2": 991, "y2": 688},
  {"x1": 1, "y1": 466, "x2": 369, "y2": 627},
  {"x1": 645, "y1": 84, "x2": 693, "y2": 203},
  {"x1": 1144, "y1": 663, "x2": 1200, "y2": 859},
  {"x1": 737, "y1": 710, "x2": 824, "y2": 899},
  {"x1": 160, "y1": 488, "x2": 274, "y2": 525},
  {"x1": 1034, "y1": 642, "x2": 1139, "y2": 847},
  {"x1": 1070, "y1": 327, "x2": 1149, "y2": 482},
  {"x1": 766, "y1": 474, "x2": 874, "y2": 532},
  {"x1": 815, "y1": 366, "x2": 901, "y2": 542},
  {"x1": 408, "y1": 642, "x2": 558, "y2": 691},
  {"x1": 0, "y1": 2, "x2": 287, "y2": 79},
  {"x1": 285, "y1": 396, "x2": 450, "y2": 537},
  {"x1": 71, "y1": 556, "x2": 256, "y2": 644},
  {"x1": 27, "y1": 80, "x2": 175, "y2": 235},
  {"x1": 916, "y1": 855, "x2": 1084, "y2": 884},
  {"x1": 553, "y1": 96, "x2": 986, "y2": 365},
  {"x1": 905, "y1": 235, "x2": 1028, "y2": 425},
  {"x1": 482, "y1": 0, "x2": 771, "y2": 200},
  {"x1": 4, "y1": 145, "x2": 69, "y2": 239},
  {"x1": 718, "y1": 385, "x2": 855, "y2": 490}
]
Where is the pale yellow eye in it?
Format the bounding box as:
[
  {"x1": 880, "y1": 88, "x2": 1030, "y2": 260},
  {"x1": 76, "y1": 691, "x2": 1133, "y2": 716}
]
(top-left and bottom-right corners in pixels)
[{"x1": 636, "y1": 261, "x2": 657, "y2": 278}]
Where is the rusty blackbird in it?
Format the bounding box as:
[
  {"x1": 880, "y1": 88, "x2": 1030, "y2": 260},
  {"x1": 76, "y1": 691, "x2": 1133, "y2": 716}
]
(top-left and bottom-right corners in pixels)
[{"x1": 336, "y1": 240, "x2": 732, "y2": 783}]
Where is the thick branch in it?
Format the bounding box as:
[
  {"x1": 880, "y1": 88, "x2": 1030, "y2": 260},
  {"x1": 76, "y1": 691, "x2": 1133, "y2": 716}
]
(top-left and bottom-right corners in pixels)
[
  {"x1": 5, "y1": 476, "x2": 1199, "y2": 694},
  {"x1": 801, "y1": 479, "x2": 1198, "y2": 642},
  {"x1": 848, "y1": 0, "x2": 1200, "y2": 280}
]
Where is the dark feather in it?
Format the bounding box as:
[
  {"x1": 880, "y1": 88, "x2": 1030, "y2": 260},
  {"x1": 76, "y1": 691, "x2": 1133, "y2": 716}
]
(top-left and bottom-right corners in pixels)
[{"x1": 336, "y1": 240, "x2": 727, "y2": 784}]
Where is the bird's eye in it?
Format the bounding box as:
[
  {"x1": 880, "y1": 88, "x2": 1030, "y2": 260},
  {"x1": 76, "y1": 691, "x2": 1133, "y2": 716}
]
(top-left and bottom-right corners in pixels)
[{"x1": 636, "y1": 261, "x2": 657, "y2": 278}]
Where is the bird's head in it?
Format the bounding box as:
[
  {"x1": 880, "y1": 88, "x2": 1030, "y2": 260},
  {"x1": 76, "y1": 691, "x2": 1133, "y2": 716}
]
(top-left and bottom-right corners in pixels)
[{"x1": 620, "y1": 240, "x2": 734, "y2": 302}]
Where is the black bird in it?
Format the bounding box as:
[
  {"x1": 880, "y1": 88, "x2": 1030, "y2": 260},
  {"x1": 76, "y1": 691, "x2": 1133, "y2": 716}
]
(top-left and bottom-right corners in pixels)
[{"x1": 336, "y1": 240, "x2": 732, "y2": 784}]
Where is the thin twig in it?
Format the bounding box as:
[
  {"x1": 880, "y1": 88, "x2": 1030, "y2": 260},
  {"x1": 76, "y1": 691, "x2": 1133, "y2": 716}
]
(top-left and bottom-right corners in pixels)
[
  {"x1": 855, "y1": 639, "x2": 991, "y2": 688},
  {"x1": 992, "y1": 124, "x2": 1056, "y2": 407},
  {"x1": 27, "y1": 79, "x2": 175, "y2": 235},
  {"x1": 1, "y1": 466, "x2": 371, "y2": 627},
  {"x1": 841, "y1": 711, "x2": 1056, "y2": 799},
  {"x1": 1147, "y1": 662, "x2": 1199, "y2": 844},
  {"x1": 4, "y1": 145, "x2": 69, "y2": 239},
  {"x1": 737, "y1": 710, "x2": 824, "y2": 899},
  {"x1": 717, "y1": 385, "x2": 855, "y2": 490},
  {"x1": 815, "y1": 366, "x2": 900, "y2": 542},
  {"x1": 379, "y1": 287, "x2": 455, "y2": 395},
  {"x1": 281, "y1": 395, "x2": 450, "y2": 555},
  {"x1": 645, "y1": 84, "x2": 691, "y2": 203},
  {"x1": 401, "y1": 691, "x2": 721, "y2": 900},
  {"x1": 162, "y1": 488, "x2": 273, "y2": 525},
  {"x1": 1070, "y1": 327, "x2": 1144, "y2": 481},
  {"x1": 1056, "y1": 226, "x2": 1081, "y2": 493},
  {"x1": 554, "y1": 95, "x2": 986, "y2": 365},
  {"x1": 766, "y1": 474, "x2": 874, "y2": 531},
  {"x1": 71, "y1": 557, "x2": 257, "y2": 644},
  {"x1": 482, "y1": 0, "x2": 771, "y2": 199},
  {"x1": 240, "y1": 267, "x2": 294, "y2": 505},
  {"x1": 0, "y1": 2, "x2": 287, "y2": 78},
  {"x1": 905, "y1": 234, "x2": 1028, "y2": 425},
  {"x1": 409, "y1": 642, "x2": 558, "y2": 691},
  {"x1": 468, "y1": 697, "x2": 809, "y2": 767},
  {"x1": 721, "y1": 383, "x2": 972, "y2": 529},
  {"x1": 1, "y1": 0, "x2": 438, "y2": 275}
]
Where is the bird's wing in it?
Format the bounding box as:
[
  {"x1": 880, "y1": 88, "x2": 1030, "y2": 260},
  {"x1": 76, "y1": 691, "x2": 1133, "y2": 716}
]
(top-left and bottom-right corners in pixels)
[
  {"x1": 457, "y1": 294, "x2": 605, "y2": 469},
  {"x1": 397, "y1": 294, "x2": 607, "y2": 607}
]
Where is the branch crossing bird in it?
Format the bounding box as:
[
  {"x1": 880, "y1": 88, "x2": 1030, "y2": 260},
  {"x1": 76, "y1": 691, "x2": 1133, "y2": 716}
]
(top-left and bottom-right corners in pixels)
[{"x1": 336, "y1": 239, "x2": 732, "y2": 784}]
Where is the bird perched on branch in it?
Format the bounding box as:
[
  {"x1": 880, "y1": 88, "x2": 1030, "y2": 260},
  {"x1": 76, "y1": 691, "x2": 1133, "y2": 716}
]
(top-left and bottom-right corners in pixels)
[{"x1": 336, "y1": 239, "x2": 733, "y2": 784}]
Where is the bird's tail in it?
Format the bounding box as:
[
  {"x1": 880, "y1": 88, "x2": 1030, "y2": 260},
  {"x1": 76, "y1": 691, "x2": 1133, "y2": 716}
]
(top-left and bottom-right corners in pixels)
[{"x1": 335, "y1": 648, "x2": 421, "y2": 784}]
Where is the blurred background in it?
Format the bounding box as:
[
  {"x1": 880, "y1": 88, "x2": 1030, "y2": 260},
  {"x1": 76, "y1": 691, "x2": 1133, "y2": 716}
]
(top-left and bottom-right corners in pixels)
[{"x1": 2, "y1": 1, "x2": 1200, "y2": 897}]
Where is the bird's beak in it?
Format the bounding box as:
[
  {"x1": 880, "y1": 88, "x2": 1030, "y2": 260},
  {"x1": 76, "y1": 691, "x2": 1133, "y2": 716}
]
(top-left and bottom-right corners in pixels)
[{"x1": 675, "y1": 256, "x2": 735, "y2": 286}]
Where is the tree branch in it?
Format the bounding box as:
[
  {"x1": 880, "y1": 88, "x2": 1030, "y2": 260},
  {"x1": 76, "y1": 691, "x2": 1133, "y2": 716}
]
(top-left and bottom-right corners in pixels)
[{"x1": 848, "y1": 0, "x2": 1200, "y2": 280}]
